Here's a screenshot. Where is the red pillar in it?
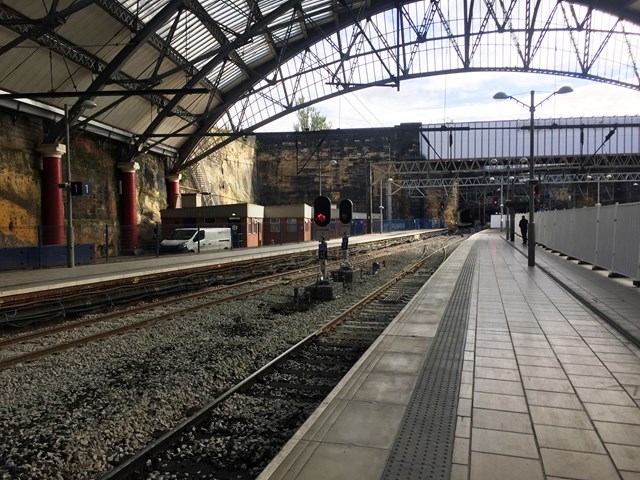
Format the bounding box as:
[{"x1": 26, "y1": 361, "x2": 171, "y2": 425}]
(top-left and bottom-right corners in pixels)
[
  {"x1": 166, "y1": 174, "x2": 182, "y2": 208},
  {"x1": 118, "y1": 162, "x2": 139, "y2": 253},
  {"x1": 38, "y1": 144, "x2": 67, "y2": 245}
]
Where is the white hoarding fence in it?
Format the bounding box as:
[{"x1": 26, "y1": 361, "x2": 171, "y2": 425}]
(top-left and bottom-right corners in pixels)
[{"x1": 537, "y1": 202, "x2": 640, "y2": 283}]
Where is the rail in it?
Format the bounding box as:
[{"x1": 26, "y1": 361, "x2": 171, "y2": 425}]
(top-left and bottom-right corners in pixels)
[{"x1": 97, "y1": 237, "x2": 464, "y2": 480}]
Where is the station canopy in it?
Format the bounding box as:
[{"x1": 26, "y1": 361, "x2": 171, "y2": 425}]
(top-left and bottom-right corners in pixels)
[{"x1": 0, "y1": 0, "x2": 638, "y2": 170}]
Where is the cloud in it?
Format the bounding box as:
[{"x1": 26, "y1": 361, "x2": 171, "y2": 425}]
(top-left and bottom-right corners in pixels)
[{"x1": 256, "y1": 72, "x2": 640, "y2": 132}]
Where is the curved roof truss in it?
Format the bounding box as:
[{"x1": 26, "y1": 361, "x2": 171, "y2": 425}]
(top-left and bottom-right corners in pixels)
[{"x1": 0, "y1": 0, "x2": 638, "y2": 172}]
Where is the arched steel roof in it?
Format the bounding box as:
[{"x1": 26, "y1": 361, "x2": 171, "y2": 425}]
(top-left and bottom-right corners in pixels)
[{"x1": 0, "y1": 0, "x2": 638, "y2": 171}]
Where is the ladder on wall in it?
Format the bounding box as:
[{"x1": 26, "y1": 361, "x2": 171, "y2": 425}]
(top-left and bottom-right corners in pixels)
[{"x1": 188, "y1": 163, "x2": 214, "y2": 206}]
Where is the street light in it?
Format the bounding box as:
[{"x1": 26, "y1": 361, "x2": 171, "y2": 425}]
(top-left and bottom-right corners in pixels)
[
  {"x1": 494, "y1": 86, "x2": 573, "y2": 266},
  {"x1": 589, "y1": 173, "x2": 613, "y2": 206},
  {"x1": 64, "y1": 99, "x2": 97, "y2": 268},
  {"x1": 318, "y1": 158, "x2": 337, "y2": 196}
]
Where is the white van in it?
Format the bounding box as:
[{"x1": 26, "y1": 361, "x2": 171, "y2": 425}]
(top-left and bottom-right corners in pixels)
[{"x1": 160, "y1": 227, "x2": 232, "y2": 253}]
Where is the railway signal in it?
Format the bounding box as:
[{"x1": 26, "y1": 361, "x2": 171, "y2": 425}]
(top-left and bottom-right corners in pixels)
[
  {"x1": 338, "y1": 199, "x2": 353, "y2": 224},
  {"x1": 313, "y1": 195, "x2": 331, "y2": 227}
]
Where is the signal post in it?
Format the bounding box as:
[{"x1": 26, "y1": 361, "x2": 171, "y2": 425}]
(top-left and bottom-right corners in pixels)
[
  {"x1": 306, "y1": 196, "x2": 357, "y2": 301},
  {"x1": 331, "y1": 199, "x2": 358, "y2": 285},
  {"x1": 307, "y1": 195, "x2": 334, "y2": 300}
]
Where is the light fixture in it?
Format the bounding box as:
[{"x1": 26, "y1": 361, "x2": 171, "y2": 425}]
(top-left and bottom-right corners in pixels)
[
  {"x1": 556, "y1": 86, "x2": 574, "y2": 94},
  {"x1": 81, "y1": 99, "x2": 98, "y2": 110},
  {"x1": 494, "y1": 87, "x2": 572, "y2": 267},
  {"x1": 64, "y1": 99, "x2": 98, "y2": 268},
  {"x1": 318, "y1": 159, "x2": 337, "y2": 195}
]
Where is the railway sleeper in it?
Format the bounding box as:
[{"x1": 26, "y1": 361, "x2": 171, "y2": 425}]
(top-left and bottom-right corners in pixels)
[
  {"x1": 302, "y1": 346, "x2": 367, "y2": 357},
  {"x1": 291, "y1": 355, "x2": 363, "y2": 367},
  {"x1": 275, "y1": 367, "x2": 347, "y2": 378},
  {"x1": 380, "y1": 290, "x2": 405, "y2": 303},
  {"x1": 318, "y1": 336, "x2": 381, "y2": 345},
  {"x1": 259, "y1": 381, "x2": 336, "y2": 393}
]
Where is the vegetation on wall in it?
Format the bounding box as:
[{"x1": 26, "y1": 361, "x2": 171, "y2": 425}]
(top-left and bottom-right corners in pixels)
[{"x1": 293, "y1": 96, "x2": 332, "y2": 132}]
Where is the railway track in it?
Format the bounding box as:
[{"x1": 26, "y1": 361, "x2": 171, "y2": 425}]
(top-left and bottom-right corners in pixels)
[
  {"x1": 0, "y1": 234, "x2": 437, "y2": 325},
  {"x1": 98, "y1": 239, "x2": 461, "y2": 480},
  {"x1": 0, "y1": 235, "x2": 464, "y2": 480},
  {"x1": 0, "y1": 237, "x2": 450, "y2": 370}
]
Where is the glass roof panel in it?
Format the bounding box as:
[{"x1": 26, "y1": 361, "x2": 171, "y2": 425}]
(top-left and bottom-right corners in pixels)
[{"x1": 119, "y1": 0, "x2": 170, "y2": 24}]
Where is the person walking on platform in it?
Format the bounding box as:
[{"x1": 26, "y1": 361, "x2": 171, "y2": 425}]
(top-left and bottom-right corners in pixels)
[{"x1": 519, "y1": 215, "x2": 528, "y2": 245}]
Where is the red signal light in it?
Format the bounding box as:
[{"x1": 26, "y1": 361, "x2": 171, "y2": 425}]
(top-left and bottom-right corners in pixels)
[{"x1": 313, "y1": 196, "x2": 331, "y2": 227}]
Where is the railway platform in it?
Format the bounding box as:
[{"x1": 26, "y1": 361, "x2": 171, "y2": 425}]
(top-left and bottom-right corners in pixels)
[{"x1": 259, "y1": 229, "x2": 640, "y2": 480}]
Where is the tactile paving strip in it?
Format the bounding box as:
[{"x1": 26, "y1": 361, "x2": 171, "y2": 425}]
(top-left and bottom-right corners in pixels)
[{"x1": 381, "y1": 245, "x2": 477, "y2": 480}]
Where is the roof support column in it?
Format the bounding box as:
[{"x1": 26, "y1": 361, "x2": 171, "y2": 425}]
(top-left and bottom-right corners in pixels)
[
  {"x1": 118, "y1": 162, "x2": 140, "y2": 253},
  {"x1": 38, "y1": 143, "x2": 67, "y2": 245},
  {"x1": 166, "y1": 174, "x2": 182, "y2": 209}
]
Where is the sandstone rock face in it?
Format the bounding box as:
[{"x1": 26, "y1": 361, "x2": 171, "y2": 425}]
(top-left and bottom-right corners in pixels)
[
  {"x1": 0, "y1": 149, "x2": 40, "y2": 246},
  {"x1": 0, "y1": 113, "x2": 45, "y2": 247},
  {"x1": 182, "y1": 135, "x2": 258, "y2": 206},
  {"x1": 254, "y1": 126, "x2": 426, "y2": 219},
  {"x1": 0, "y1": 111, "x2": 259, "y2": 255},
  {"x1": 0, "y1": 111, "x2": 437, "y2": 258}
]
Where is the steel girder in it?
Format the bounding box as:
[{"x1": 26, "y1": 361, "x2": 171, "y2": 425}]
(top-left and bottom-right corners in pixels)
[
  {"x1": 391, "y1": 152, "x2": 640, "y2": 176},
  {"x1": 205, "y1": 0, "x2": 640, "y2": 164},
  {"x1": 0, "y1": 0, "x2": 638, "y2": 169},
  {"x1": 0, "y1": 3, "x2": 199, "y2": 132},
  {"x1": 396, "y1": 169, "x2": 640, "y2": 189}
]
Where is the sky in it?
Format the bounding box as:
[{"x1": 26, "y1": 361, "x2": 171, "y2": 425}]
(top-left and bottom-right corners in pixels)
[{"x1": 255, "y1": 71, "x2": 640, "y2": 132}]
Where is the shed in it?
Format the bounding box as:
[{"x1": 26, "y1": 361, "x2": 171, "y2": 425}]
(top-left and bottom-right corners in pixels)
[
  {"x1": 263, "y1": 204, "x2": 312, "y2": 245},
  {"x1": 161, "y1": 203, "x2": 265, "y2": 248}
]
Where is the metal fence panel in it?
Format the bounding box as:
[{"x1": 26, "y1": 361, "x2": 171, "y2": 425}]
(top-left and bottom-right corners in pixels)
[
  {"x1": 612, "y1": 203, "x2": 640, "y2": 279},
  {"x1": 573, "y1": 208, "x2": 598, "y2": 264},
  {"x1": 537, "y1": 202, "x2": 640, "y2": 282},
  {"x1": 597, "y1": 205, "x2": 618, "y2": 271}
]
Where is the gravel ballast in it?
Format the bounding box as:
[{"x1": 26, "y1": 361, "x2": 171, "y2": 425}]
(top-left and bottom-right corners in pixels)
[{"x1": 0, "y1": 237, "x2": 450, "y2": 479}]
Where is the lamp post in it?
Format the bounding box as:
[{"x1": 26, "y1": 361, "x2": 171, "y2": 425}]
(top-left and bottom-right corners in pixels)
[
  {"x1": 386, "y1": 177, "x2": 393, "y2": 223},
  {"x1": 64, "y1": 100, "x2": 97, "y2": 268},
  {"x1": 504, "y1": 176, "x2": 516, "y2": 241},
  {"x1": 489, "y1": 175, "x2": 503, "y2": 230},
  {"x1": 489, "y1": 158, "x2": 503, "y2": 231},
  {"x1": 318, "y1": 158, "x2": 337, "y2": 196},
  {"x1": 493, "y1": 86, "x2": 573, "y2": 266},
  {"x1": 589, "y1": 173, "x2": 613, "y2": 206}
]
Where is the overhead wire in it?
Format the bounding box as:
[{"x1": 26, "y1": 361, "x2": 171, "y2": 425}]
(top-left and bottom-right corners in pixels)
[{"x1": 342, "y1": 90, "x2": 386, "y2": 128}]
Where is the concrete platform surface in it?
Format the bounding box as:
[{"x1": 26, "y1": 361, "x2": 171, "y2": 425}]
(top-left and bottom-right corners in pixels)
[{"x1": 259, "y1": 230, "x2": 640, "y2": 480}]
